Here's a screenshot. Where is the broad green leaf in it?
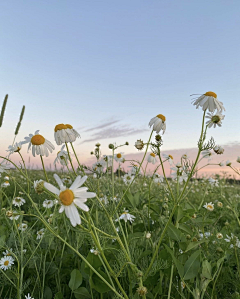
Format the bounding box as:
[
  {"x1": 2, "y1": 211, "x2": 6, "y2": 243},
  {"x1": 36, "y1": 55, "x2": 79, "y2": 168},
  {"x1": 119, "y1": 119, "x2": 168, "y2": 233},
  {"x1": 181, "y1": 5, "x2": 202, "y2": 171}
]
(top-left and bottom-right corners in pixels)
[
  {"x1": 90, "y1": 270, "x2": 111, "y2": 293},
  {"x1": 69, "y1": 269, "x2": 83, "y2": 291},
  {"x1": 74, "y1": 287, "x2": 91, "y2": 298},
  {"x1": 176, "y1": 206, "x2": 184, "y2": 223},
  {"x1": 167, "y1": 223, "x2": 186, "y2": 242},
  {"x1": 164, "y1": 244, "x2": 184, "y2": 277},
  {"x1": 184, "y1": 250, "x2": 201, "y2": 280},
  {"x1": 178, "y1": 223, "x2": 193, "y2": 235},
  {"x1": 54, "y1": 292, "x2": 63, "y2": 299},
  {"x1": 202, "y1": 260, "x2": 212, "y2": 279}
]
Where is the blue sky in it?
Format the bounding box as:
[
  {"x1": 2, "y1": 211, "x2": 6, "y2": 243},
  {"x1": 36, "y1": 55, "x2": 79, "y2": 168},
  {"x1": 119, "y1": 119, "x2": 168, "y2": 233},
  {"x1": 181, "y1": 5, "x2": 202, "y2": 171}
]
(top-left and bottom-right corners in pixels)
[{"x1": 1, "y1": 0, "x2": 240, "y2": 166}]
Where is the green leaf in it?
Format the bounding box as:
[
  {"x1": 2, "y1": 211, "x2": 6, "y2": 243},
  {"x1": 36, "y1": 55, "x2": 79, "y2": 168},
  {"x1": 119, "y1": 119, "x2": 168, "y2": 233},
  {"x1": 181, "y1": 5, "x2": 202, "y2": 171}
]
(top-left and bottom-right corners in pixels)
[
  {"x1": 178, "y1": 223, "x2": 193, "y2": 235},
  {"x1": 44, "y1": 286, "x2": 52, "y2": 299},
  {"x1": 202, "y1": 260, "x2": 212, "y2": 279},
  {"x1": 176, "y1": 206, "x2": 184, "y2": 223},
  {"x1": 167, "y1": 223, "x2": 186, "y2": 242},
  {"x1": 185, "y1": 240, "x2": 206, "y2": 252},
  {"x1": 54, "y1": 292, "x2": 63, "y2": 299},
  {"x1": 74, "y1": 287, "x2": 91, "y2": 298},
  {"x1": 90, "y1": 270, "x2": 111, "y2": 293},
  {"x1": 84, "y1": 252, "x2": 103, "y2": 274},
  {"x1": 69, "y1": 269, "x2": 83, "y2": 291},
  {"x1": 164, "y1": 245, "x2": 184, "y2": 277},
  {"x1": 184, "y1": 250, "x2": 201, "y2": 280},
  {"x1": 128, "y1": 232, "x2": 143, "y2": 243}
]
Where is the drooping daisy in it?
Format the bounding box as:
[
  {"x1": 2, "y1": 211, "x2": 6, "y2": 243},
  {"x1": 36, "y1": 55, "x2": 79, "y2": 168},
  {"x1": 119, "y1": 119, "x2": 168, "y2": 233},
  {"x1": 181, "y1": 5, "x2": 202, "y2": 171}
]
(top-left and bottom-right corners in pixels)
[
  {"x1": 191, "y1": 91, "x2": 225, "y2": 112},
  {"x1": 206, "y1": 111, "x2": 225, "y2": 128},
  {"x1": 53, "y1": 145, "x2": 69, "y2": 166},
  {"x1": 213, "y1": 145, "x2": 224, "y2": 155},
  {"x1": 6, "y1": 142, "x2": 22, "y2": 154},
  {"x1": 18, "y1": 223, "x2": 28, "y2": 231},
  {"x1": 153, "y1": 173, "x2": 164, "y2": 184},
  {"x1": 0, "y1": 256, "x2": 14, "y2": 271},
  {"x1": 114, "y1": 153, "x2": 125, "y2": 163},
  {"x1": 181, "y1": 153, "x2": 189, "y2": 160},
  {"x1": 122, "y1": 173, "x2": 134, "y2": 185},
  {"x1": 36, "y1": 228, "x2": 45, "y2": 240},
  {"x1": 44, "y1": 174, "x2": 96, "y2": 227},
  {"x1": 116, "y1": 210, "x2": 135, "y2": 223},
  {"x1": 162, "y1": 153, "x2": 174, "y2": 165},
  {"x1": 92, "y1": 160, "x2": 106, "y2": 173},
  {"x1": 147, "y1": 153, "x2": 157, "y2": 164},
  {"x1": 21, "y1": 130, "x2": 55, "y2": 157},
  {"x1": 12, "y1": 197, "x2": 26, "y2": 207},
  {"x1": 7, "y1": 210, "x2": 20, "y2": 220},
  {"x1": 0, "y1": 161, "x2": 10, "y2": 174},
  {"x1": 54, "y1": 124, "x2": 80, "y2": 145},
  {"x1": 135, "y1": 139, "x2": 144, "y2": 150},
  {"x1": 149, "y1": 114, "x2": 166, "y2": 134},
  {"x1": 171, "y1": 164, "x2": 188, "y2": 183},
  {"x1": 42, "y1": 199, "x2": 54, "y2": 208},
  {"x1": 4, "y1": 175, "x2": 9, "y2": 180},
  {"x1": 203, "y1": 202, "x2": 214, "y2": 211},
  {"x1": 226, "y1": 160, "x2": 232, "y2": 166}
]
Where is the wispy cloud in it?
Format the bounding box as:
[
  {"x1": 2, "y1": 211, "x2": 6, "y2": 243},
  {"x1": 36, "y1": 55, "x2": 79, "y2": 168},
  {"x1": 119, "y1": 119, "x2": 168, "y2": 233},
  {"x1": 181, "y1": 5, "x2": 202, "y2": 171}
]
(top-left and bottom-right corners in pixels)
[
  {"x1": 82, "y1": 120, "x2": 120, "y2": 133},
  {"x1": 80, "y1": 121, "x2": 147, "y2": 144}
]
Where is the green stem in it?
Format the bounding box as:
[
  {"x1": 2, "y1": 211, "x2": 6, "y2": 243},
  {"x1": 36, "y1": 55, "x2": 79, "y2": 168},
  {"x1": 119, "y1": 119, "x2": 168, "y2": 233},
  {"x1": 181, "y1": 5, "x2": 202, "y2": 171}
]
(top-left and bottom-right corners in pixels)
[
  {"x1": 65, "y1": 142, "x2": 77, "y2": 175},
  {"x1": 40, "y1": 155, "x2": 49, "y2": 182}
]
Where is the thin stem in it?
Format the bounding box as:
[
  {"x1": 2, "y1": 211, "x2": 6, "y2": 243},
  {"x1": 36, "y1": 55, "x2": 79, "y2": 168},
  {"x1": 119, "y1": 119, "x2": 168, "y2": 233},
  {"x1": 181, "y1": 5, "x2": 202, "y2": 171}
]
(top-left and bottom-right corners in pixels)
[
  {"x1": 40, "y1": 155, "x2": 49, "y2": 182},
  {"x1": 65, "y1": 142, "x2": 77, "y2": 175}
]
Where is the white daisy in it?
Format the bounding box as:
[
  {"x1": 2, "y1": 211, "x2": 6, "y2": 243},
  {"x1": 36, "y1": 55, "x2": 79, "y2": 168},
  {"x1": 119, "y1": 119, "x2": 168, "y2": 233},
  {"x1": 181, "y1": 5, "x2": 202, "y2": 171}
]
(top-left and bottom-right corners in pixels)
[
  {"x1": 2, "y1": 181, "x2": 10, "y2": 187},
  {"x1": 203, "y1": 202, "x2": 214, "y2": 211},
  {"x1": 128, "y1": 164, "x2": 141, "y2": 175},
  {"x1": 18, "y1": 223, "x2": 28, "y2": 231},
  {"x1": 25, "y1": 294, "x2": 34, "y2": 299},
  {"x1": 42, "y1": 199, "x2": 54, "y2": 208},
  {"x1": 181, "y1": 153, "x2": 189, "y2": 160},
  {"x1": 0, "y1": 256, "x2": 14, "y2": 271},
  {"x1": 206, "y1": 111, "x2": 225, "y2": 128},
  {"x1": 62, "y1": 177, "x2": 72, "y2": 185},
  {"x1": 44, "y1": 174, "x2": 96, "y2": 227},
  {"x1": 90, "y1": 248, "x2": 99, "y2": 255},
  {"x1": 208, "y1": 178, "x2": 219, "y2": 187},
  {"x1": 162, "y1": 153, "x2": 174, "y2": 165},
  {"x1": 102, "y1": 155, "x2": 113, "y2": 164},
  {"x1": 149, "y1": 114, "x2": 166, "y2": 134},
  {"x1": 21, "y1": 130, "x2": 55, "y2": 157},
  {"x1": 114, "y1": 153, "x2": 125, "y2": 163},
  {"x1": 217, "y1": 201, "x2": 223, "y2": 208},
  {"x1": 122, "y1": 173, "x2": 134, "y2": 185},
  {"x1": 191, "y1": 91, "x2": 225, "y2": 112},
  {"x1": 6, "y1": 142, "x2": 22, "y2": 154},
  {"x1": 4, "y1": 175, "x2": 9, "y2": 180},
  {"x1": 147, "y1": 153, "x2": 157, "y2": 164},
  {"x1": 53, "y1": 145, "x2": 69, "y2": 166},
  {"x1": 36, "y1": 228, "x2": 45, "y2": 240},
  {"x1": 12, "y1": 197, "x2": 26, "y2": 207},
  {"x1": 54, "y1": 124, "x2": 80, "y2": 145},
  {"x1": 201, "y1": 150, "x2": 214, "y2": 162},
  {"x1": 219, "y1": 162, "x2": 224, "y2": 167},
  {"x1": 216, "y1": 233, "x2": 223, "y2": 239},
  {"x1": 116, "y1": 210, "x2": 135, "y2": 223},
  {"x1": 99, "y1": 195, "x2": 109, "y2": 205},
  {"x1": 3, "y1": 248, "x2": 14, "y2": 260}
]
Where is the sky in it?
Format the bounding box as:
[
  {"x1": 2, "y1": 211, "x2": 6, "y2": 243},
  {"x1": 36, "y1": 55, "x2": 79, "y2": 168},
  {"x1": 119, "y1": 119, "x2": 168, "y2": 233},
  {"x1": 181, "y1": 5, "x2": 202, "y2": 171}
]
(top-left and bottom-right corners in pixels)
[{"x1": 0, "y1": 0, "x2": 240, "y2": 174}]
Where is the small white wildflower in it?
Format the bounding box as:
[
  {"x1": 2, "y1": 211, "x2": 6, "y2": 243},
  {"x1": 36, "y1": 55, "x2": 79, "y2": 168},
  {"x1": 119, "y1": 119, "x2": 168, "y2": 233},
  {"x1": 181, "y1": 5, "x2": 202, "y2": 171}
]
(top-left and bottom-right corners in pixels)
[
  {"x1": 203, "y1": 202, "x2": 214, "y2": 211},
  {"x1": 36, "y1": 228, "x2": 45, "y2": 240},
  {"x1": 116, "y1": 210, "x2": 135, "y2": 223},
  {"x1": 42, "y1": 199, "x2": 54, "y2": 208},
  {"x1": 12, "y1": 197, "x2": 26, "y2": 207},
  {"x1": 18, "y1": 223, "x2": 28, "y2": 231},
  {"x1": 0, "y1": 256, "x2": 14, "y2": 271}
]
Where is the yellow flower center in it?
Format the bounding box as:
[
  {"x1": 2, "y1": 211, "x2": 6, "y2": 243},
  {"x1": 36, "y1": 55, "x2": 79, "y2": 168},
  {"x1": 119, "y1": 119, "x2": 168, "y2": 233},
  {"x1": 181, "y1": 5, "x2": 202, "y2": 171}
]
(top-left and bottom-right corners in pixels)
[
  {"x1": 55, "y1": 124, "x2": 68, "y2": 132},
  {"x1": 169, "y1": 155, "x2": 173, "y2": 159},
  {"x1": 204, "y1": 91, "x2": 217, "y2": 98},
  {"x1": 4, "y1": 261, "x2": 9, "y2": 266},
  {"x1": 5, "y1": 181, "x2": 9, "y2": 184},
  {"x1": 65, "y1": 124, "x2": 73, "y2": 129},
  {"x1": 150, "y1": 153, "x2": 155, "y2": 157},
  {"x1": 59, "y1": 189, "x2": 74, "y2": 206},
  {"x1": 207, "y1": 204, "x2": 213, "y2": 209},
  {"x1": 117, "y1": 153, "x2": 122, "y2": 158},
  {"x1": 121, "y1": 212, "x2": 128, "y2": 215},
  {"x1": 156, "y1": 114, "x2": 166, "y2": 122},
  {"x1": 31, "y1": 135, "x2": 45, "y2": 145}
]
